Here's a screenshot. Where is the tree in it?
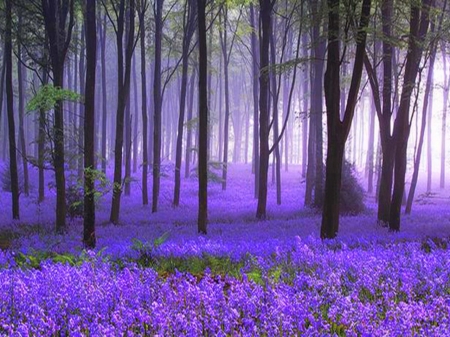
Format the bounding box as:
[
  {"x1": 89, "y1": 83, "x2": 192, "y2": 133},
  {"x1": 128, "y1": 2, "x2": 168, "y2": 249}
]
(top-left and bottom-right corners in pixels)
[
  {"x1": 83, "y1": 0, "x2": 97, "y2": 248},
  {"x1": 152, "y1": 0, "x2": 163, "y2": 213},
  {"x1": 249, "y1": 3, "x2": 259, "y2": 198},
  {"x1": 174, "y1": 0, "x2": 196, "y2": 207},
  {"x1": 255, "y1": 0, "x2": 275, "y2": 220},
  {"x1": 16, "y1": 13, "x2": 30, "y2": 197},
  {"x1": 41, "y1": 0, "x2": 75, "y2": 233},
  {"x1": 389, "y1": 0, "x2": 433, "y2": 231},
  {"x1": 105, "y1": 0, "x2": 136, "y2": 224},
  {"x1": 138, "y1": 0, "x2": 149, "y2": 205},
  {"x1": 5, "y1": 0, "x2": 20, "y2": 220},
  {"x1": 320, "y1": 0, "x2": 371, "y2": 239},
  {"x1": 197, "y1": 0, "x2": 207, "y2": 234}
]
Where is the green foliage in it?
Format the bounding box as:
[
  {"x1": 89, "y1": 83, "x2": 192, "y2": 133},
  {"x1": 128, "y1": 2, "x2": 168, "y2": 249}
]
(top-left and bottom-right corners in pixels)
[
  {"x1": 27, "y1": 84, "x2": 82, "y2": 113},
  {"x1": 66, "y1": 169, "x2": 111, "y2": 219},
  {"x1": 314, "y1": 160, "x2": 366, "y2": 215}
]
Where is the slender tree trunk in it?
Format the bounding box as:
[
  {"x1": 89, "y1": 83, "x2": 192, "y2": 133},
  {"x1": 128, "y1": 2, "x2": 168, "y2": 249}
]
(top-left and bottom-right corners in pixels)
[
  {"x1": 83, "y1": 0, "x2": 96, "y2": 248},
  {"x1": 389, "y1": 0, "x2": 432, "y2": 231},
  {"x1": 17, "y1": 21, "x2": 29, "y2": 197},
  {"x1": 441, "y1": 46, "x2": 448, "y2": 188},
  {"x1": 250, "y1": 4, "x2": 259, "y2": 198},
  {"x1": 109, "y1": 0, "x2": 136, "y2": 224},
  {"x1": 132, "y1": 54, "x2": 139, "y2": 174},
  {"x1": 301, "y1": 35, "x2": 308, "y2": 178},
  {"x1": 426, "y1": 75, "x2": 433, "y2": 193},
  {"x1": 152, "y1": 0, "x2": 163, "y2": 213},
  {"x1": 139, "y1": 0, "x2": 148, "y2": 205},
  {"x1": 367, "y1": 95, "x2": 376, "y2": 193},
  {"x1": 38, "y1": 71, "x2": 48, "y2": 203},
  {"x1": 220, "y1": 9, "x2": 230, "y2": 191},
  {"x1": 405, "y1": 57, "x2": 434, "y2": 214},
  {"x1": 124, "y1": 96, "x2": 132, "y2": 196},
  {"x1": 174, "y1": 0, "x2": 195, "y2": 207},
  {"x1": 100, "y1": 13, "x2": 108, "y2": 174},
  {"x1": 270, "y1": 29, "x2": 281, "y2": 205},
  {"x1": 185, "y1": 69, "x2": 196, "y2": 178},
  {"x1": 42, "y1": 0, "x2": 74, "y2": 233},
  {"x1": 5, "y1": 0, "x2": 19, "y2": 220},
  {"x1": 78, "y1": 24, "x2": 86, "y2": 180},
  {"x1": 256, "y1": 0, "x2": 274, "y2": 219},
  {"x1": 197, "y1": 0, "x2": 208, "y2": 234}
]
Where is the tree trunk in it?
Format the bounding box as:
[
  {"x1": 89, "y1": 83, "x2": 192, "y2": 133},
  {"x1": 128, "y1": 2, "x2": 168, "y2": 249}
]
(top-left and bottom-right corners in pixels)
[
  {"x1": 100, "y1": 12, "x2": 108, "y2": 174},
  {"x1": 174, "y1": 0, "x2": 195, "y2": 207},
  {"x1": 185, "y1": 69, "x2": 196, "y2": 178},
  {"x1": 5, "y1": 0, "x2": 19, "y2": 220},
  {"x1": 441, "y1": 46, "x2": 448, "y2": 188},
  {"x1": 269, "y1": 29, "x2": 281, "y2": 205},
  {"x1": 366, "y1": 95, "x2": 376, "y2": 193},
  {"x1": 83, "y1": 0, "x2": 96, "y2": 248},
  {"x1": 250, "y1": 4, "x2": 259, "y2": 198},
  {"x1": 310, "y1": 0, "x2": 326, "y2": 208},
  {"x1": 78, "y1": 24, "x2": 86, "y2": 180},
  {"x1": 132, "y1": 54, "x2": 139, "y2": 174},
  {"x1": 220, "y1": 8, "x2": 230, "y2": 191},
  {"x1": 109, "y1": 0, "x2": 136, "y2": 224},
  {"x1": 139, "y1": 0, "x2": 148, "y2": 205},
  {"x1": 17, "y1": 19, "x2": 29, "y2": 197},
  {"x1": 406, "y1": 16, "x2": 440, "y2": 213},
  {"x1": 321, "y1": 0, "x2": 370, "y2": 239},
  {"x1": 197, "y1": 0, "x2": 208, "y2": 234},
  {"x1": 389, "y1": 0, "x2": 432, "y2": 231},
  {"x1": 152, "y1": 0, "x2": 163, "y2": 213},
  {"x1": 42, "y1": 0, "x2": 75, "y2": 233},
  {"x1": 256, "y1": 0, "x2": 274, "y2": 219}
]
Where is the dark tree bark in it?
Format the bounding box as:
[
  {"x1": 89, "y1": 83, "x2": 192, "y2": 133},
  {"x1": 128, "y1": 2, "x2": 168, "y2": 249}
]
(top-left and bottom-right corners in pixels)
[
  {"x1": 441, "y1": 45, "x2": 448, "y2": 188},
  {"x1": 389, "y1": 0, "x2": 432, "y2": 231},
  {"x1": 17, "y1": 16, "x2": 29, "y2": 197},
  {"x1": 108, "y1": 0, "x2": 136, "y2": 224},
  {"x1": 219, "y1": 8, "x2": 231, "y2": 191},
  {"x1": 405, "y1": 44, "x2": 435, "y2": 214},
  {"x1": 38, "y1": 70, "x2": 48, "y2": 203},
  {"x1": 269, "y1": 28, "x2": 281, "y2": 205},
  {"x1": 250, "y1": 4, "x2": 259, "y2": 198},
  {"x1": 321, "y1": 0, "x2": 370, "y2": 239},
  {"x1": 363, "y1": 0, "x2": 395, "y2": 225},
  {"x1": 174, "y1": 0, "x2": 196, "y2": 207},
  {"x1": 185, "y1": 69, "x2": 196, "y2": 178},
  {"x1": 152, "y1": 0, "x2": 163, "y2": 213},
  {"x1": 78, "y1": 23, "x2": 86, "y2": 180},
  {"x1": 138, "y1": 0, "x2": 149, "y2": 205},
  {"x1": 83, "y1": 0, "x2": 97, "y2": 248},
  {"x1": 41, "y1": 0, "x2": 75, "y2": 233},
  {"x1": 301, "y1": 33, "x2": 308, "y2": 178},
  {"x1": 5, "y1": 0, "x2": 20, "y2": 220},
  {"x1": 310, "y1": 0, "x2": 326, "y2": 208},
  {"x1": 124, "y1": 86, "x2": 132, "y2": 195},
  {"x1": 132, "y1": 55, "x2": 139, "y2": 174},
  {"x1": 100, "y1": 12, "x2": 108, "y2": 174},
  {"x1": 197, "y1": 0, "x2": 208, "y2": 234},
  {"x1": 256, "y1": 0, "x2": 275, "y2": 220}
]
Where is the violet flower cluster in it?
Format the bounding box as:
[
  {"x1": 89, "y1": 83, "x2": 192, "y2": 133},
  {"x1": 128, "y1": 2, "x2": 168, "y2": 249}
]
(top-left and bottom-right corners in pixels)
[{"x1": 1, "y1": 237, "x2": 450, "y2": 336}]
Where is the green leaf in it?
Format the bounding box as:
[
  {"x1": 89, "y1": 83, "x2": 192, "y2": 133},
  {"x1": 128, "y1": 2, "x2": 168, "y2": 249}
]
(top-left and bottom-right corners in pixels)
[{"x1": 27, "y1": 84, "x2": 82, "y2": 113}]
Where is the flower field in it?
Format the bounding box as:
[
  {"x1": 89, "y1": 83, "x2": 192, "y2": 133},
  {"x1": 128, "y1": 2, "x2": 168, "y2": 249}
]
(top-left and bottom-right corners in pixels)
[{"x1": 0, "y1": 164, "x2": 450, "y2": 336}]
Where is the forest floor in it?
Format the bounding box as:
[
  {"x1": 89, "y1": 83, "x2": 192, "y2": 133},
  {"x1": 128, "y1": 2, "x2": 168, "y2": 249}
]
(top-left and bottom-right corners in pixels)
[{"x1": 0, "y1": 163, "x2": 450, "y2": 335}]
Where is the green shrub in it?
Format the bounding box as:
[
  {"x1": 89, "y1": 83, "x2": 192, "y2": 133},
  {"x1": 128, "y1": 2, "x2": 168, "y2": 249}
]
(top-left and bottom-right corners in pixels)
[{"x1": 315, "y1": 160, "x2": 366, "y2": 215}]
